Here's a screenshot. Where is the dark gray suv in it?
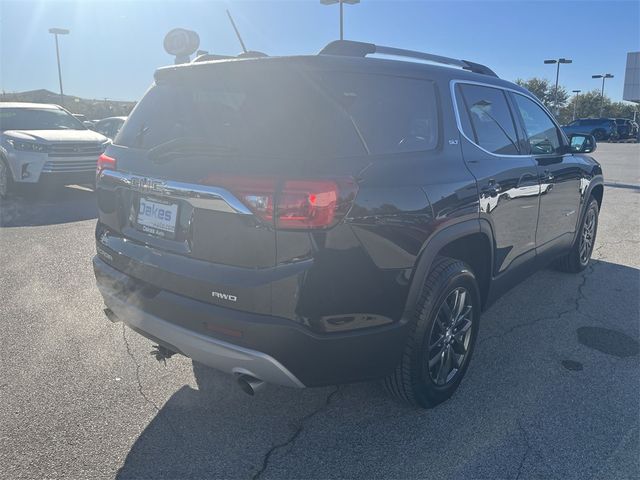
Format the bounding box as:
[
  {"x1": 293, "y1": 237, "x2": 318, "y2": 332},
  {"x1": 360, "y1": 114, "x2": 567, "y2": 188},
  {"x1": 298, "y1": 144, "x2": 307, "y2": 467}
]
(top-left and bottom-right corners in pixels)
[{"x1": 562, "y1": 117, "x2": 619, "y2": 141}]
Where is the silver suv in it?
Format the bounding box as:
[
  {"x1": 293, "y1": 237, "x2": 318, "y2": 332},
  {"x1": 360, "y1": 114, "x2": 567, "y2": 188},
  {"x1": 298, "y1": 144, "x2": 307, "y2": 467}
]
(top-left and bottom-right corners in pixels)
[{"x1": 0, "y1": 102, "x2": 109, "y2": 197}]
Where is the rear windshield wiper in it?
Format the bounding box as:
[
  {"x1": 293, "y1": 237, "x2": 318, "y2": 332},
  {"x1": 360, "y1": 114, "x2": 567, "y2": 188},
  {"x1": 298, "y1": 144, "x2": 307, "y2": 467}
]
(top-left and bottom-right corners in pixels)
[{"x1": 148, "y1": 137, "x2": 238, "y2": 164}]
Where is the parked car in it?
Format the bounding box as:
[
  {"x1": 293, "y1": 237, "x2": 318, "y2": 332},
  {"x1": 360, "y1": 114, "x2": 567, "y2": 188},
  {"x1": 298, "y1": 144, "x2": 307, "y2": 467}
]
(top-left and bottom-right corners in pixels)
[
  {"x1": 614, "y1": 118, "x2": 638, "y2": 139},
  {"x1": 561, "y1": 118, "x2": 618, "y2": 141},
  {"x1": 0, "y1": 102, "x2": 109, "y2": 197},
  {"x1": 93, "y1": 116, "x2": 127, "y2": 140},
  {"x1": 72, "y1": 113, "x2": 95, "y2": 129},
  {"x1": 93, "y1": 40, "x2": 603, "y2": 408}
]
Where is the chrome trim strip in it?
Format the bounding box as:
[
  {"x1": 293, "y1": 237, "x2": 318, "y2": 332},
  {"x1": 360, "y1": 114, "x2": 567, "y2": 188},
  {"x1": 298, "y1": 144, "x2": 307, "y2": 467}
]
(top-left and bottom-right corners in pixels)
[{"x1": 99, "y1": 169, "x2": 253, "y2": 215}]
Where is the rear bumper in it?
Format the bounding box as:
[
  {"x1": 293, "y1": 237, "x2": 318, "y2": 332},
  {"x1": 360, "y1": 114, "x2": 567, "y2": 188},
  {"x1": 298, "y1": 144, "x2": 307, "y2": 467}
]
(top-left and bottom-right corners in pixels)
[
  {"x1": 101, "y1": 283, "x2": 305, "y2": 388},
  {"x1": 93, "y1": 255, "x2": 409, "y2": 387}
]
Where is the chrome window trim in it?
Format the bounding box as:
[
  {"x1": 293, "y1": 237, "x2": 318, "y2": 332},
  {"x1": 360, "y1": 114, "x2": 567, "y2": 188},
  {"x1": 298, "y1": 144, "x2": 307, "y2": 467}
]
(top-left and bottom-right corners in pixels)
[
  {"x1": 450, "y1": 79, "x2": 567, "y2": 158},
  {"x1": 99, "y1": 169, "x2": 253, "y2": 215}
]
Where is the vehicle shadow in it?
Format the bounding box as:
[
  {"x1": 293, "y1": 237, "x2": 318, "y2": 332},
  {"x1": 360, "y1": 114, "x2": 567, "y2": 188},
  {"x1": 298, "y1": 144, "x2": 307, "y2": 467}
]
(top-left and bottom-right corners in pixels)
[
  {"x1": 0, "y1": 185, "x2": 97, "y2": 227},
  {"x1": 116, "y1": 259, "x2": 640, "y2": 480}
]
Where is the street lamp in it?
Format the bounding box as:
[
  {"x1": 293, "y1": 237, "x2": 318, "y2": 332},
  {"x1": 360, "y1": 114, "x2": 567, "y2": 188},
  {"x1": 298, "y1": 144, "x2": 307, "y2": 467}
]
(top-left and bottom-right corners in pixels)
[
  {"x1": 572, "y1": 89, "x2": 581, "y2": 120},
  {"x1": 592, "y1": 73, "x2": 614, "y2": 117},
  {"x1": 320, "y1": 0, "x2": 360, "y2": 41},
  {"x1": 48, "y1": 28, "x2": 70, "y2": 106},
  {"x1": 544, "y1": 58, "x2": 572, "y2": 115}
]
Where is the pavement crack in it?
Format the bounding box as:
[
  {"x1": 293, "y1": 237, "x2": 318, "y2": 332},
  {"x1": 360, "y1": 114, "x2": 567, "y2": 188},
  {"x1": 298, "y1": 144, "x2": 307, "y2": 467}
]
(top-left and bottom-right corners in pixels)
[
  {"x1": 252, "y1": 386, "x2": 341, "y2": 480},
  {"x1": 121, "y1": 324, "x2": 180, "y2": 436},
  {"x1": 480, "y1": 264, "x2": 594, "y2": 346}
]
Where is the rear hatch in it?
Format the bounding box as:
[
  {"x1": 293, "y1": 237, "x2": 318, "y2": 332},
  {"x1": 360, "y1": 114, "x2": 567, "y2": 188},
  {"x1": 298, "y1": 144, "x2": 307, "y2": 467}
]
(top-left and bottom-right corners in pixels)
[{"x1": 96, "y1": 58, "x2": 367, "y2": 314}]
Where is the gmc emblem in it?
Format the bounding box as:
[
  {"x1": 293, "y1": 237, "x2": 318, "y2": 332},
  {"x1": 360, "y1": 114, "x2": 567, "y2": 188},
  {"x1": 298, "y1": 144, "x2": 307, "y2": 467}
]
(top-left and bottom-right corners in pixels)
[{"x1": 130, "y1": 177, "x2": 166, "y2": 194}]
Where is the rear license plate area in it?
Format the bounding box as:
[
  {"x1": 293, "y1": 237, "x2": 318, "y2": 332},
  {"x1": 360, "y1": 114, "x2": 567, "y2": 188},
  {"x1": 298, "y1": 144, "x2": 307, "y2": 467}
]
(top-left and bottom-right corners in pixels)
[{"x1": 134, "y1": 196, "x2": 179, "y2": 240}]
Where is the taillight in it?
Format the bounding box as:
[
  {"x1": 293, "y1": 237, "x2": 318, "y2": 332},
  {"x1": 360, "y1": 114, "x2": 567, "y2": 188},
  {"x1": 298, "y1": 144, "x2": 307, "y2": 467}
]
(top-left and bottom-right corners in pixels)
[
  {"x1": 97, "y1": 153, "x2": 116, "y2": 176},
  {"x1": 200, "y1": 175, "x2": 357, "y2": 230}
]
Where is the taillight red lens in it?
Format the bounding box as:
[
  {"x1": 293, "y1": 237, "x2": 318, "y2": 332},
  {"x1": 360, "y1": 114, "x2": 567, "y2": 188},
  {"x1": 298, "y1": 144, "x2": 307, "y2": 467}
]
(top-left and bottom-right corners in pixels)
[
  {"x1": 277, "y1": 180, "x2": 340, "y2": 229},
  {"x1": 200, "y1": 175, "x2": 357, "y2": 230},
  {"x1": 97, "y1": 153, "x2": 116, "y2": 175}
]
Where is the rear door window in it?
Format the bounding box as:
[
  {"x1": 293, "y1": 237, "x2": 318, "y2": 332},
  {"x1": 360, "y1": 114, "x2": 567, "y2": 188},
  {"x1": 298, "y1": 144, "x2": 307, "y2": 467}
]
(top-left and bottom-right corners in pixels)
[{"x1": 456, "y1": 84, "x2": 520, "y2": 155}]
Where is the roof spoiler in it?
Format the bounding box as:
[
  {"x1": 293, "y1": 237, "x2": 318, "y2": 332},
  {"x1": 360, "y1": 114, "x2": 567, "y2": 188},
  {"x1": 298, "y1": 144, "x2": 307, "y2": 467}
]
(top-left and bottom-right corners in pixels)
[
  {"x1": 319, "y1": 40, "x2": 498, "y2": 77},
  {"x1": 191, "y1": 50, "x2": 268, "y2": 63}
]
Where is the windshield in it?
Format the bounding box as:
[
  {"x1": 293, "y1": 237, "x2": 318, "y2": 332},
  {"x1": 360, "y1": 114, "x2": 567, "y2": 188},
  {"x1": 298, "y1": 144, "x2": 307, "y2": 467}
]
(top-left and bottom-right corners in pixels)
[{"x1": 0, "y1": 108, "x2": 87, "y2": 131}]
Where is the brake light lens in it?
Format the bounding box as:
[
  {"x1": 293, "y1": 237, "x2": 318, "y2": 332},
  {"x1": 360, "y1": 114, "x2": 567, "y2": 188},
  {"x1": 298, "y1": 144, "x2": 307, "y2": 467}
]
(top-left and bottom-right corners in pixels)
[
  {"x1": 278, "y1": 180, "x2": 340, "y2": 229},
  {"x1": 97, "y1": 153, "x2": 116, "y2": 176},
  {"x1": 201, "y1": 175, "x2": 357, "y2": 230}
]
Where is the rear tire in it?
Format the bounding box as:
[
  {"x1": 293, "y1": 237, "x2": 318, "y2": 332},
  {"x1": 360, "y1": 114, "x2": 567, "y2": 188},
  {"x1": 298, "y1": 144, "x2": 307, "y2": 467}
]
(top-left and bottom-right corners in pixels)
[
  {"x1": 384, "y1": 257, "x2": 481, "y2": 408},
  {"x1": 592, "y1": 129, "x2": 605, "y2": 142},
  {"x1": 554, "y1": 197, "x2": 599, "y2": 273}
]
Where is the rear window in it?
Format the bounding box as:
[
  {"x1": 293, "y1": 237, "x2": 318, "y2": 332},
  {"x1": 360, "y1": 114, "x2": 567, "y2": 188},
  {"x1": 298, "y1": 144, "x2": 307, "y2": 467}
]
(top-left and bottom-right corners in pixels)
[{"x1": 116, "y1": 63, "x2": 438, "y2": 158}]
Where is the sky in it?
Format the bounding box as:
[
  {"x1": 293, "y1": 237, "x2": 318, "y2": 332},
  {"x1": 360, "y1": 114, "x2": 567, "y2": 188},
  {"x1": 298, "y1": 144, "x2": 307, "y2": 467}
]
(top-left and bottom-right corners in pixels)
[{"x1": 1, "y1": 0, "x2": 639, "y2": 102}]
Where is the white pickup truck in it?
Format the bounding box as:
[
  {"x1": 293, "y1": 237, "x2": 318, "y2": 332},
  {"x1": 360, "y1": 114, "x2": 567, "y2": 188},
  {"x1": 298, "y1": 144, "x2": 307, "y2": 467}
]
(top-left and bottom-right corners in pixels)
[{"x1": 0, "y1": 102, "x2": 109, "y2": 197}]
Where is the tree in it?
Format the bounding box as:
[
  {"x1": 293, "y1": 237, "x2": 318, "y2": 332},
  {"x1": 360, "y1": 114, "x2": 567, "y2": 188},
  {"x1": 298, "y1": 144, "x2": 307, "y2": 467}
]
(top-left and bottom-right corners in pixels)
[
  {"x1": 559, "y1": 89, "x2": 639, "y2": 124},
  {"x1": 515, "y1": 77, "x2": 569, "y2": 113}
]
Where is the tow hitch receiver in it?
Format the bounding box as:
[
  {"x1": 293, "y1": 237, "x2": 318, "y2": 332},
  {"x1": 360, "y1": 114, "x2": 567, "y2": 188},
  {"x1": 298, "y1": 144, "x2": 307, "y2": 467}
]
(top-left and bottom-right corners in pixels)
[{"x1": 150, "y1": 345, "x2": 177, "y2": 365}]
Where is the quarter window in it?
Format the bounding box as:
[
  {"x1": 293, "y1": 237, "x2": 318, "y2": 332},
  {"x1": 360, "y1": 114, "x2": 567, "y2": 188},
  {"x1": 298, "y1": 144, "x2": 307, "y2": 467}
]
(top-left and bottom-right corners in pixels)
[
  {"x1": 457, "y1": 84, "x2": 520, "y2": 155},
  {"x1": 321, "y1": 73, "x2": 439, "y2": 154},
  {"x1": 512, "y1": 94, "x2": 562, "y2": 155}
]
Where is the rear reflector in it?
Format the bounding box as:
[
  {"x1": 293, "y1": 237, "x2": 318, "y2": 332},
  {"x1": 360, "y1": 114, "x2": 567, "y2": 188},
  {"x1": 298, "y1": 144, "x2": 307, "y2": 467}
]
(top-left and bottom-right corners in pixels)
[
  {"x1": 97, "y1": 153, "x2": 117, "y2": 176},
  {"x1": 200, "y1": 175, "x2": 357, "y2": 230}
]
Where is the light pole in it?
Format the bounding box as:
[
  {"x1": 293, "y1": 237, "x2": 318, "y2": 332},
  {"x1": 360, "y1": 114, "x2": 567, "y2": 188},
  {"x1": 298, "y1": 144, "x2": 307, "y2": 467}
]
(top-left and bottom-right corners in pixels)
[
  {"x1": 544, "y1": 58, "x2": 572, "y2": 116},
  {"x1": 48, "y1": 28, "x2": 70, "y2": 106},
  {"x1": 592, "y1": 74, "x2": 614, "y2": 117},
  {"x1": 320, "y1": 0, "x2": 360, "y2": 41},
  {"x1": 572, "y1": 89, "x2": 581, "y2": 120}
]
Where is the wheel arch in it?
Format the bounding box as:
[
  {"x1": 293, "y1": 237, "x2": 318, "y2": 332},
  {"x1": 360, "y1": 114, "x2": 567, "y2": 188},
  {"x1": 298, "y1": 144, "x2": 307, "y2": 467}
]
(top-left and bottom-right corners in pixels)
[
  {"x1": 403, "y1": 219, "x2": 494, "y2": 319},
  {"x1": 590, "y1": 183, "x2": 603, "y2": 209}
]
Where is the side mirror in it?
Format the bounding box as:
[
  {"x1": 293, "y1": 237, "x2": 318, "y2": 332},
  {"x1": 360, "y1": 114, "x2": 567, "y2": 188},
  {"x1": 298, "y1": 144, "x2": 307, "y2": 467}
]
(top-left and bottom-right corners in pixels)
[{"x1": 568, "y1": 133, "x2": 596, "y2": 154}]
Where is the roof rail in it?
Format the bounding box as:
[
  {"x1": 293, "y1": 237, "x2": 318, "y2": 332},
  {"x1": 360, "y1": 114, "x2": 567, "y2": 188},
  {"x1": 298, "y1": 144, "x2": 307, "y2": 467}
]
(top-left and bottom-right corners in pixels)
[{"x1": 319, "y1": 40, "x2": 498, "y2": 77}]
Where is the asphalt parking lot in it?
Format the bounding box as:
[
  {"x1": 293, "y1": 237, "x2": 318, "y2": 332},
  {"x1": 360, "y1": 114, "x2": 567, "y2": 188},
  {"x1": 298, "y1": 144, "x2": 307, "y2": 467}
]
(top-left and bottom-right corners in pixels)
[{"x1": 0, "y1": 143, "x2": 638, "y2": 480}]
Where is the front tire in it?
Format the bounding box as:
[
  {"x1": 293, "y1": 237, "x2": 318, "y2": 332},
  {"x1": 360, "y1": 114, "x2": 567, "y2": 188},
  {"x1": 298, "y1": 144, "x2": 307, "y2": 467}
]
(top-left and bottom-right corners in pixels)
[
  {"x1": 0, "y1": 159, "x2": 13, "y2": 199},
  {"x1": 384, "y1": 257, "x2": 481, "y2": 408},
  {"x1": 554, "y1": 197, "x2": 599, "y2": 273}
]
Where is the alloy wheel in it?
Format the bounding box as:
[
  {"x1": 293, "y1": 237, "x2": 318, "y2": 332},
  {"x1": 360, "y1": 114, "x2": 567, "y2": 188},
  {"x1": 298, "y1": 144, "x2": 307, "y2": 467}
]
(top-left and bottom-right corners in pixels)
[{"x1": 426, "y1": 287, "x2": 474, "y2": 386}]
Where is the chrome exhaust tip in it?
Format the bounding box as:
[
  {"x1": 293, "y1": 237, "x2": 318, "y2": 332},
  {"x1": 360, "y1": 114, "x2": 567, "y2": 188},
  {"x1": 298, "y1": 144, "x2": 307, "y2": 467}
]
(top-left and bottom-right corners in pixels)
[{"x1": 237, "y1": 374, "x2": 266, "y2": 396}]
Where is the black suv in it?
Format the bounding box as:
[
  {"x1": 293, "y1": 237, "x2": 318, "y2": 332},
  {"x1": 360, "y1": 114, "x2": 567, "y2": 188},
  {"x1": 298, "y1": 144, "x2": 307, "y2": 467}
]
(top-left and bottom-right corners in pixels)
[
  {"x1": 93, "y1": 40, "x2": 603, "y2": 408},
  {"x1": 614, "y1": 118, "x2": 639, "y2": 139},
  {"x1": 562, "y1": 117, "x2": 619, "y2": 141}
]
